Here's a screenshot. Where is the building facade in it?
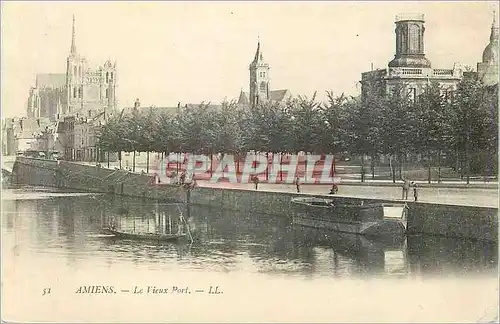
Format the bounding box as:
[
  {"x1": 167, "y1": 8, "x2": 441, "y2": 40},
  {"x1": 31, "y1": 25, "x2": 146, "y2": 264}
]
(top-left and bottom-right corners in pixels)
[
  {"x1": 27, "y1": 15, "x2": 117, "y2": 122},
  {"x1": 237, "y1": 40, "x2": 292, "y2": 108},
  {"x1": 361, "y1": 14, "x2": 464, "y2": 101}
]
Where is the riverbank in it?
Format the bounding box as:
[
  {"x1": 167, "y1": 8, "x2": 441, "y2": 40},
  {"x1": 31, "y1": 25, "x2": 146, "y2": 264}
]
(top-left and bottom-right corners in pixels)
[
  {"x1": 69, "y1": 160, "x2": 498, "y2": 189},
  {"x1": 195, "y1": 181, "x2": 498, "y2": 208},
  {"x1": 10, "y1": 156, "x2": 498, "y2": 242}
]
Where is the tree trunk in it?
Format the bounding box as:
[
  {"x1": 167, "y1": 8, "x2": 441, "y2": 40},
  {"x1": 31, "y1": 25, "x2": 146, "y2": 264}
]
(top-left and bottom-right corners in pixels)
[
  {"x1": 398, "y1": 153, "x2": 402, "y2": 180},
  {"x1": 360, "y1": 155, "x2": 365, "y2": 183},
  {"x1": 304, "y1": 152, "x2": 308, "y2": 182},
  {"x1": 465, "y1": 152, "x2": 470, "y2": 185},
  {"x1": 465, "y1": 134, "x2": 470, "y2": 184},
  {"x1": 330, "y1": 154, "x2": 335, "y2": 179},
  {"x1": 266, "y1": 152, "x2": 269, "y2": 181},
  {"x1": 221, "y1": 153, "x2": 225, "y2": 178},
  {"x1": 210, "y1": 154, "x2": 213, "y2": 175},
  {"x1": 146, "y1": 151, "x2": 150, "y2": 174},
  {"x1": 389, "y1": 155, "x2": 393, "y2": 183},
  {"x1": 371, "y1": 154, "x2": 375, "y2": 180},
  {"x1": 427, "y1": 152, "x2": 431, "y2": 184},
  {"x1": 119, "y1": 152, "x2": 122, "y2": 169},
  {"x1": 133, "y1": 151, "x2": 136, "y2": 172},
  {"x1": 389, "y1": 155, "x2": 396, "y2": 183},
  {"x1": 107, "y1": 152, "x2": 110, "y2": 168},
  {"x1": 280, "y1": 152, "x2": 283, "y2": 182},
  {"x1": 437, "y1": 150, "x2": 441, "y2": 183}
]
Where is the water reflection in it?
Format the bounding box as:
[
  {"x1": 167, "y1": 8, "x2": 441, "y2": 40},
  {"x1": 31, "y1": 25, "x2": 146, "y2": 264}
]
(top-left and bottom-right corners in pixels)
[{"x1": 2, "y1": 192, "x2": 498, "y2": 279}]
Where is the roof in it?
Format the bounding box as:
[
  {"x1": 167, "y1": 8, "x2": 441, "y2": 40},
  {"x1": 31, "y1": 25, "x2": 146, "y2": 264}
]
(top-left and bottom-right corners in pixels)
[
  {"x1": 121, "y1": 106, "x2": 180, "y2": 117},
  {"x1": 238, "y1": 91, "x2": 249, "y2": 105},
  {"x1": 237, "y1": 89, "x2": 290, "y2": 105},
  {"x1": 36, "y1": 73, "x2": 66, "y2": 89},
  {"x1": 270, "y1": 89, "x2": 290, "y2": 102}
]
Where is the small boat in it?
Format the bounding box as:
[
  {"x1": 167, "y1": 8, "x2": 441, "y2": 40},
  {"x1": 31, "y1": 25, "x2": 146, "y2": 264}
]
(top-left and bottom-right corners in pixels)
[
  {"x1": 291, "y1": 197, "x2": 408, "y2": 237},
  {"x1": 102, "y1": 227, "x2": 186, "y2": 241}
]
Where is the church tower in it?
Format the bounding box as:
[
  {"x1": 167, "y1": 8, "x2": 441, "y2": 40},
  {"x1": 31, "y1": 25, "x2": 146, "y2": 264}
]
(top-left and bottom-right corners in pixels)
[
  {"x1": 66, "y1": 15, "x2": 86, "y2": 115},
  {"x1": 249, "y1": 39, "x2": 270, "y2": 108},
  {"x1": 388, "y1": 14, "x2": 432, "y2": 68}
]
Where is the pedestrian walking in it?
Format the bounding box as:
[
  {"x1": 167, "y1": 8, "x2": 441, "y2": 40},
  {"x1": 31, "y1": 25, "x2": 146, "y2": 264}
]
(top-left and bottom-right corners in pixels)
[
  {"x1": 412, "y1": 181, "x2": 418, "y2": 202},
  {"x1": 252, "y1": 174, "x2": 259, "y2": 190},
  {"x1": 402, "y1": 178, "x2": 410, "y2": 200},
  {"x1": 295, "y1": 176, "x2": 301, "y2": 193}
]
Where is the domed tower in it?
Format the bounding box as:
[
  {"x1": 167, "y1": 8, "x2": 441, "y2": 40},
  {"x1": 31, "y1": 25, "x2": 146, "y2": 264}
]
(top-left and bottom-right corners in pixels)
[
  {"x1": 478, "y1": 14, "x2": 499, "y2": 86},
  {"x1": 249, "y1": 39, "x2": 270, "y2": 108},
  {"x1": 388, "y1": 13, "x2": 432, "y2": 68}
]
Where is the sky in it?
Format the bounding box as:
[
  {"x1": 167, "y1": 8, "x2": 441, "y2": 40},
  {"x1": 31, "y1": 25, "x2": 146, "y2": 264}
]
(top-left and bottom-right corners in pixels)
[{"x1": 1, "y1": 1, "x2": 498, "y2": 118}]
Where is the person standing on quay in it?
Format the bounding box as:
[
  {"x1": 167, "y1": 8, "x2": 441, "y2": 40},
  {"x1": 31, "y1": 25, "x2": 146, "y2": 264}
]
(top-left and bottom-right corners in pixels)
[
  {"x1": 295, "y1": 176, "x2": 301, "y2": 193},
  {"x1": 412, "y1": 181, "x2": 418, "y2": 202},
  {"x1": 402, "y1": 178, "x2": 410, "y2": 200},
  {"x1": 252, "y1": 174, "x2": 259, "y2": 190}
]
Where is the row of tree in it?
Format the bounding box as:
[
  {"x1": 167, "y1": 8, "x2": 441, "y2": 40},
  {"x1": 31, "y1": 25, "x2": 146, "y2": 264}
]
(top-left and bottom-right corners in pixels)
[{"x1": 97, "y1": 74, "x2": 498, "y2": 183}]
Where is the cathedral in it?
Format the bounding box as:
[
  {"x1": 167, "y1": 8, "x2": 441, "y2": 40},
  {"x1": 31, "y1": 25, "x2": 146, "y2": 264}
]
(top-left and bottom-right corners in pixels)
[
  {"x1": 237, "y1": 40, "x2": 291, "y2": 108},
  {"x1": 27, "y1": 16, "x2": 117, "y2": 121}
]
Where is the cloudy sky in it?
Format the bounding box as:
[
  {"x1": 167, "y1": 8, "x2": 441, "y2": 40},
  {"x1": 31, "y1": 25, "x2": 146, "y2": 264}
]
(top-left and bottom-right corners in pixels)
[{"x1": 1, "y1": 1, "x2": 497, "y2": 118}]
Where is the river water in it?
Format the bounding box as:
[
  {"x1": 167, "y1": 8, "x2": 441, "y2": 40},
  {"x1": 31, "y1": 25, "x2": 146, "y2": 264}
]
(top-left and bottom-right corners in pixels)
[{"x1": 2, "y1": 186, "x2": 498, "y2": 322}]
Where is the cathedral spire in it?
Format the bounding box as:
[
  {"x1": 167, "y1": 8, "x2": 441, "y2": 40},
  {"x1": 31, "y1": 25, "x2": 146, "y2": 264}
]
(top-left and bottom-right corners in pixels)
[
  {"x1": 253, "y1": 37, "x2": 261, "y2": 63},
  {"x1": 70, "y1": 15, "x2": 77, "y2": 55}
]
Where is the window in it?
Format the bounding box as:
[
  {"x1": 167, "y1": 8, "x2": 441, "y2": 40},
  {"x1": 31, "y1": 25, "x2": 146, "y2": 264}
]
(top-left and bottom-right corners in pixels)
[
  {"x1": 110, "y1": 72, "x2": 114, "y2": 81},
  {"x1": 73, "y1": 87, "x2": 77, "y2": 98},
  {"x1": 260, "y1": 82, "x2": 266, "y2": 91},
  {"x1": 106, "y1": 72, "x2": 109, "y2": 83},
  {"x1": 105, "y1": 88, "x2": 109, "y2": 99},
  {"x1": 88, "y1": 110, "x2": 92, "y2": 117},
  {"x1": 409, "y1": 24, "x2": 420, "y2": 53},
  {"x1": 79, "y1": 86, "x2": 83, "y2": 98},
  {"x1": 401, "y1": 28, "x2": 407, "y2": 52},
  {"x1": 74, "y1": 66, "x2": 77, "y2": 75},
  {"x1": 78, "y1": 66, "x2": 82, "y2": 77}
]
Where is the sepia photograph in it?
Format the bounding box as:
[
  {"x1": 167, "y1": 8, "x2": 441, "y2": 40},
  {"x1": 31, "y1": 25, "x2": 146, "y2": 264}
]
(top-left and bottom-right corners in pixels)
[{"x1": 1, "y1": 1, "x2": 498, "y2": 322}]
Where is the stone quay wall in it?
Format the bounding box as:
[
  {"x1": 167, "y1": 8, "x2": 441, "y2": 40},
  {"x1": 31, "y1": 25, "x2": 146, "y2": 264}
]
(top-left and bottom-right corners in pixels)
[
  {"x1": 11, "y1": 157, "x2": 498, "y2": 242},
  {"x1": 189, "y1": 186, "x2": 498, "y2": 242},
  {"x1": 12, "y1": 157, "x2": 185, "y2": 202}
]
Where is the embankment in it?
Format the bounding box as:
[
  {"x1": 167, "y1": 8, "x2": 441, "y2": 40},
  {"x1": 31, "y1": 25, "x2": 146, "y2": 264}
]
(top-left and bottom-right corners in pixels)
[
  {"x1": 11, "y1": 157, "x2": 185, "y2": 202},
  {"x1": 189, "y1": 186, "x2": 498, "y2": 242},
  {"x1": 11, "y1": 157, "x2": 498, "y2": 242}
]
